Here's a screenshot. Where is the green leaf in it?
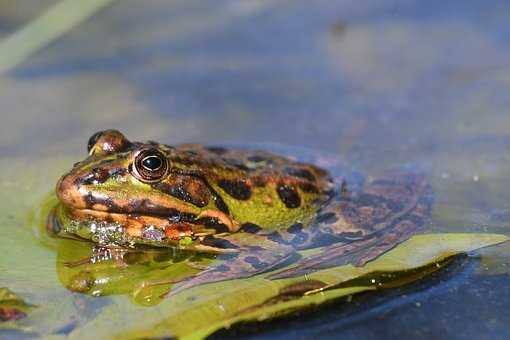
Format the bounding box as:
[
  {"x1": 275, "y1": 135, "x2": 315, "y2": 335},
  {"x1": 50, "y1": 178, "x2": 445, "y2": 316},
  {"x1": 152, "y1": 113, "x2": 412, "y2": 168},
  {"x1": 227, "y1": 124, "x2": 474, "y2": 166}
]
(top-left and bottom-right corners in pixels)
[{"x1": 105, "y1": 233, "x2": 508, "y2": 339}]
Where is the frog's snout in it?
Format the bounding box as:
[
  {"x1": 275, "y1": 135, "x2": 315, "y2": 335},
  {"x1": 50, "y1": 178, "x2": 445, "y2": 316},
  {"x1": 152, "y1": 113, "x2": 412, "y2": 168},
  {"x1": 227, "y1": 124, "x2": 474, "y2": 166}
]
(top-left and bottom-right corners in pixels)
[{"x1": 56, "y1": 171, "x2": 83, "y2": 209}]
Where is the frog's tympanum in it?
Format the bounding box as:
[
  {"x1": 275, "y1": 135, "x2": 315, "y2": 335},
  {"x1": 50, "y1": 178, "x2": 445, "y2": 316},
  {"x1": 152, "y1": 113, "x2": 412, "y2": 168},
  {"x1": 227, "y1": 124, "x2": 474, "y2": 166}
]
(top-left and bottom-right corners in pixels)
[{"x1": 48, "y1": 130, "x2": 432, "y2": 295}]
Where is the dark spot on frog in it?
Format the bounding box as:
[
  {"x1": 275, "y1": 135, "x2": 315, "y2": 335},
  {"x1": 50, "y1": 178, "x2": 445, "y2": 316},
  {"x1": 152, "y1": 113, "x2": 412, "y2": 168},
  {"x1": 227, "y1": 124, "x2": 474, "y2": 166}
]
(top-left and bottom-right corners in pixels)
[
  {"x1": 277, "y1": 184, "x2": 301, "y2": 208},
  {"x1": 218, "y1": 179, "x2": 252, "y2": 200},
  {"x1": 206, "y1": 146, "x2": 228, "y2": 155},
  {"x1": 284, "y1": 167, "x2": 316, "y2": 182},
  {"x1": 240, "y1": 223, "x2": 262, "y2": 233},
  {"x1": 169, "y1": 211, "x2": 197, "y2": 223},
  {"x1": 84, "y1": 192, "x2": 116, "y2": 210},
  {"x1": 213, "y1": 195, "x2": 230, "y2": 215},
  {"x1": 315, "y1": 212, "x2": 339, "y2": 224},
  {"x1": 153, "y1": 181, "x2": 209, "y2": 208},
  {"x1": 201, "y1": 236, "x2": 239, "y2": 249},
  {"x1": 127, "y1": 200, "x2": 198, "y2": 221},
  {"x1": 197, "y1": 218, "x2": 230, "y2": 233},
  {"x1": 244, "y1": 256, "x2": 268, "y2": 270}
]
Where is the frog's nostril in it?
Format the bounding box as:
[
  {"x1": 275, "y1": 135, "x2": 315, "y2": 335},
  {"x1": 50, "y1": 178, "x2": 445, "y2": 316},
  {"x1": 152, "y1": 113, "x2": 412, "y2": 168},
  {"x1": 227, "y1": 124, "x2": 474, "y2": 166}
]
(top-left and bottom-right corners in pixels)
[{"x1": 91, "y1": 168, "x2": 110, "y2": 184}]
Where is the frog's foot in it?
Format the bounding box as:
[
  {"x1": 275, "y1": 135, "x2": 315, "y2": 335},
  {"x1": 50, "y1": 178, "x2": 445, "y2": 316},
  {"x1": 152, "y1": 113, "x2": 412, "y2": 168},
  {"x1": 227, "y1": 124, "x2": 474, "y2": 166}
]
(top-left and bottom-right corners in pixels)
[
  {"x1": 166, "y1": 234, "x2": 295, "y2": 297},
  {"x1": 267, "y1": 212, "x2": 424, "y2": 280},
  {"x1": 268, "y1": 171, "x2": 432, "y2": 280}
]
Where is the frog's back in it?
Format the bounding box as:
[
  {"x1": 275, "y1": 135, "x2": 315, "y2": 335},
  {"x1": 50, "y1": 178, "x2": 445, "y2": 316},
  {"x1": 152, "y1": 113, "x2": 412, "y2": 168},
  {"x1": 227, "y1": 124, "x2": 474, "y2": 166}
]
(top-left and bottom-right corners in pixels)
[{"x1": 168, "y1": 144, "x2": 337, "y2": 229}]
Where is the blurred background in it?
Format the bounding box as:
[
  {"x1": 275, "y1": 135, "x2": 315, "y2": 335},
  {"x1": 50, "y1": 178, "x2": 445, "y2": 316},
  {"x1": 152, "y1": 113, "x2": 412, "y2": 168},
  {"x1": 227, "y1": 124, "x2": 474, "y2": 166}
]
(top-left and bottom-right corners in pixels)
[
  {"x1": 1, "y1": 0, "x2": 509, "y2": 162},
  {"x1": 1, "y1": 0, "x2": 510, "y2": 338}
]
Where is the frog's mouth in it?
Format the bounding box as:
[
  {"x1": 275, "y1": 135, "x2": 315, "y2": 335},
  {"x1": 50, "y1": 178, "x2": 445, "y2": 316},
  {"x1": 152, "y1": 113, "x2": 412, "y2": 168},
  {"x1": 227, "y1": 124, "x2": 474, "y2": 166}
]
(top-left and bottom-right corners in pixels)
[
  {"x1": 48, "y1": 204, "x2": 240, "y2": 254},
  {"x1": 50, "y1": 204, "x2": 178, "y2": 240},
  {"x1": 51, "y1": 201, "x2": 240, "y2": 245}
]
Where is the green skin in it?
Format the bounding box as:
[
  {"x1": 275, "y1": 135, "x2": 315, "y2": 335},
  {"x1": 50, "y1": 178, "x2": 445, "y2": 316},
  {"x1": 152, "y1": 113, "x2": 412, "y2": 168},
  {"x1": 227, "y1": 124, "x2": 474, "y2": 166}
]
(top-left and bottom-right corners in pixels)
[{"x1": 50, "y1": 130, "x2": 432, "y2": 295}]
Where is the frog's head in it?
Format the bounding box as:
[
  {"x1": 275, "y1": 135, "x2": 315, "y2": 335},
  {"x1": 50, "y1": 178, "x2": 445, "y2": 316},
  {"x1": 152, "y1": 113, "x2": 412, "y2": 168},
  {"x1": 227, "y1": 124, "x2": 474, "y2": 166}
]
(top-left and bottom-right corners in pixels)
[{"x1": 56, "y1": 130, "x2": 235, "y2": 240}]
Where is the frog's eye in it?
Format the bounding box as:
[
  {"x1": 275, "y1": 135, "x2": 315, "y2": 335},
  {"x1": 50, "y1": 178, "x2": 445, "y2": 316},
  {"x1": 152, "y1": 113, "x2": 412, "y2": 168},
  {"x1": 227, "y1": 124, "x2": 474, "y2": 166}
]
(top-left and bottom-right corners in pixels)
[
  {"x1": 87, "y1": 131, "x2": 103, "y2": 154},
  {"x1": 87, "y1": 130, "x2": 130, "y2": 156},
  {"x1": 132, "y1": 149, "x2": 168, "y2": 182}
]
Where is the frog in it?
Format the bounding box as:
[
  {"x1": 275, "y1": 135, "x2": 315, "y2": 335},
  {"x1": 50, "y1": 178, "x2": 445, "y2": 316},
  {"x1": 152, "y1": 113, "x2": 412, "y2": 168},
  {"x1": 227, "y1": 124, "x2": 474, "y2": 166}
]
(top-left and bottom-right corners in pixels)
[{"x1": 48, "y1": 129, "x2": 432, "y2": 295}]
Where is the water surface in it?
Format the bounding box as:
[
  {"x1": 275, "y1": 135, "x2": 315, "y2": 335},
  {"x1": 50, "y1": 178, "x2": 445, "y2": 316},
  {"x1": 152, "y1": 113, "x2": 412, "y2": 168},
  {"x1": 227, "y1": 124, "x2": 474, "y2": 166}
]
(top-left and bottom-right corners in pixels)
[{"x1": 1, "y1": 1, "x2": 510, "y2": 338}]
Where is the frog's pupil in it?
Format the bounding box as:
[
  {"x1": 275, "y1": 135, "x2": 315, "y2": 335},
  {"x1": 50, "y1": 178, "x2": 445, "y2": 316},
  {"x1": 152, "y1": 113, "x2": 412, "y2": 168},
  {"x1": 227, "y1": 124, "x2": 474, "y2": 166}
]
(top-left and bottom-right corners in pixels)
[{"x1": 142, "y1": 155, "x2": 162, "y2": 171}]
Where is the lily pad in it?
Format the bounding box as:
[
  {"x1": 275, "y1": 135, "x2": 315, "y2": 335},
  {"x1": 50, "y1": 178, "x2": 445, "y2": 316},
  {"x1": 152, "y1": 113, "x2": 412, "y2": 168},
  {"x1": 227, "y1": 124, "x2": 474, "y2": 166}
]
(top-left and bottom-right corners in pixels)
[{"x1": 97, "y1": 233, "x2": 507, "y2": 339}]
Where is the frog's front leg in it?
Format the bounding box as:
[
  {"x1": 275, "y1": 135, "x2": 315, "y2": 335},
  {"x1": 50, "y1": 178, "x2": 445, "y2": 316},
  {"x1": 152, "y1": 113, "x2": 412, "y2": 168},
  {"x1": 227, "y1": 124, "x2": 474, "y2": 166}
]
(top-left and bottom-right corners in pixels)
[
  {"x1": 269, "y1": 171, "x2": 432, "y2": 279},
  {"x1": 167, "y1": 232, "x2": 295, "y2": 296}
]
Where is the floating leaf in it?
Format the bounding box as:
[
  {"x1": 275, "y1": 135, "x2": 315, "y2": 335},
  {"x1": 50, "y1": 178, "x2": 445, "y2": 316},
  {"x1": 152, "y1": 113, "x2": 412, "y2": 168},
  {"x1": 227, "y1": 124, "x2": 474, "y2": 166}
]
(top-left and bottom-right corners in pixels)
[{"x1": 101, "y1": 233, "x2": 508, "y2": 339}]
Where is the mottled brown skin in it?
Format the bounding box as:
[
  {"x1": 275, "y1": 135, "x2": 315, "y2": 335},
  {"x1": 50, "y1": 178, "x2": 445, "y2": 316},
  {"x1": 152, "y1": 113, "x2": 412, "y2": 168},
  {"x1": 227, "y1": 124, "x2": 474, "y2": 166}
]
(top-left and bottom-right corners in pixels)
[{"x1": 50, "y1": 130, "x2": 432, "y2": 296}]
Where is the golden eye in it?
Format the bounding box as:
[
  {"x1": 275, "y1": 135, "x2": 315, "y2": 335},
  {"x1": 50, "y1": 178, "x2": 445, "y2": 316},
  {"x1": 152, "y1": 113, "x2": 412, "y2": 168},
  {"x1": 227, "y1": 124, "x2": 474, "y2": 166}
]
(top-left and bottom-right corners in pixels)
[{"x1": 132, "y1": 149, "x2": 168, "y2": 182}]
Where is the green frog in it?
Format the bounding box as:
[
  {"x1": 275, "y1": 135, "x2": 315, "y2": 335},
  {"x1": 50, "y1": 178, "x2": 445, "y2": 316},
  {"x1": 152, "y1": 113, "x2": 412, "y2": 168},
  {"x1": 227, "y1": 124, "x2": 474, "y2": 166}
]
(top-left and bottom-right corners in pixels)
[{"x1": 48, "y1": 130, "x2": 432, "y2": 295}]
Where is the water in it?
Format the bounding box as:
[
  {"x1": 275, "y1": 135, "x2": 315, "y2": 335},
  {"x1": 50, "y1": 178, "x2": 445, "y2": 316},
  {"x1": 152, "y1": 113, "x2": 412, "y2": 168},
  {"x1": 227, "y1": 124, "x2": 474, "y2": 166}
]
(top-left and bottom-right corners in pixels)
[{"x1": 1, "y1": 0, "x2": 509, "y2": 338}]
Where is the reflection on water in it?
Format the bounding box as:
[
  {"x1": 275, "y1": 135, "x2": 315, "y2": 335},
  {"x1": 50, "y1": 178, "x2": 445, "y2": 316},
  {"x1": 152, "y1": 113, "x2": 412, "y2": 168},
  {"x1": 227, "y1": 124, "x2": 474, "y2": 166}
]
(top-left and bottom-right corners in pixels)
[
  {"x1": 55, "y1": 238, "x2": 212, "y2": 306},
  {"x1": 1, "y1": 0, "x2": 510, "y2": 338}
]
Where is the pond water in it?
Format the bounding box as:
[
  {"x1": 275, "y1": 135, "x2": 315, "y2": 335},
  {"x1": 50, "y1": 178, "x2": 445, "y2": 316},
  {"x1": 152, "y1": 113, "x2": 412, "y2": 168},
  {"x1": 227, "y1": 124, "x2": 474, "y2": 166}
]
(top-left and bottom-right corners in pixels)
[{"x1": 1, "y1": 0, "x2": 510, "y2": 339}]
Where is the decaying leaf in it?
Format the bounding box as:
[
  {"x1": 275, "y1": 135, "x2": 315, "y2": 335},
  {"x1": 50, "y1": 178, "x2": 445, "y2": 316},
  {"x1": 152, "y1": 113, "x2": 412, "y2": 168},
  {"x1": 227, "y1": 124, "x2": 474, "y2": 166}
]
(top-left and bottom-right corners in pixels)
[{"x1": 0, "y1": 288, "x2": 35, "y2": 322}]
